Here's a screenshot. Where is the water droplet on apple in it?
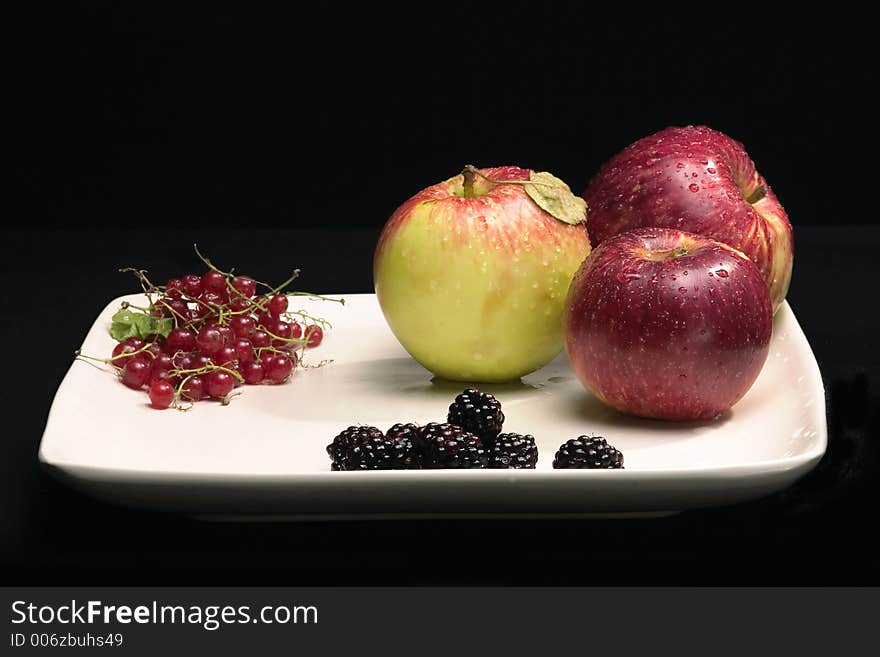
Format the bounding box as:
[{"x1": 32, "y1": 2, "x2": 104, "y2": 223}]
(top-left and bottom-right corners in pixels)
[
  {"x1": 615, "y1": 271, "x2": 640, "y2": 283},
  {"x1": 688, "y1": 183, "x2": 700, "y2": 193},
  {"x1": 678, "y1": 286, "x2": 687, "y2": 293},
  {"x1": 716, "y1": 269, "x2": 729, "y2": 278},
  {"x1": 676, "y1": 162, "x2": 685, "y2": 169},
  {"x1": 683, "y1": 270, "x2": 688, "y2": 275},
  {"x1": 707, "y1": 167, "x2": 717, "y2": 174}
]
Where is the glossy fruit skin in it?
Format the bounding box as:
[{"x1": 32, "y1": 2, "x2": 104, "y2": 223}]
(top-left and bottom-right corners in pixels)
[
  {"x1": 166, "y1": 327, "x2": 196, "y2": 354},
  {"x1": 304, "y1": 325, "x2": 323, "y2": 348},
  {"x1": 111, "y1": 338, "x2": 143, "y2": 368},
  {"x1": 263, "y1": 354, "x2": 293, "y2": 383},
  {"x1": 584, "y1": 125, "x2": 793, "y2": 312},
  {"x1": 205, "y1": 370, "x2": 235, "y2": 399},
  {"x1": 181, "y1": 376, "x2": 205, "y2": 401},
  {"x1": 121, "y1": 358, "x2": 151, "y2": 390},
  {"x1": 374, "y1": 165, "x2": 591, "y2": 382},
  {"x1": 563, "y1": 227, "x2": 772, "y2": 421},
  {"x1": 148, "y1": 380, "x2": 175, "y2": 409}
]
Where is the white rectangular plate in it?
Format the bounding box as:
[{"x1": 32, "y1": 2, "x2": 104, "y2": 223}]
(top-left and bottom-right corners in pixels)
[{"x1": 39, "y1": 293, "x2": 826, "y2": 517}]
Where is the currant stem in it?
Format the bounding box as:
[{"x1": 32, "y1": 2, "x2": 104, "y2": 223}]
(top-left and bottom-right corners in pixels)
[
  {"x1": 172, "y1": 363, "x2": 244, "y2": 383},
  {"x1": 287, "y1": 291, "x2": 345, "y2": 305},
  {"x1": 286, "y1": 309, "x2": 332, "y2": 329},
  {"x1": 194, "y1": 244, "x2": 234, "y2": 277},
  {"x1": 75, "y1": 342, "x2": 158, "y2": 368}
]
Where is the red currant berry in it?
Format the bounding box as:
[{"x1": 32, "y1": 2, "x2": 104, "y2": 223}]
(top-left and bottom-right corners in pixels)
[
  {"x1": 305, "y1": 325, "x2": 324, "y2": 347},
  {"x1": 205, "y1": 370, "x2": 235, "y2": 399},
  {"x1": 254, "y1": 309, "x2": 272, "y2": 328},
  {"x1": 209, "y1": 324, "x2": 233, "y2": 345},
  {"x1": 150, "y1": 351, "x2": 174, "y2": 372},
  {"x1": 212, "y1": 345, "x2": 238, "y2": 366},
  {"x1": 242, "y1": 361, "x2": 264, "y2": 385},
  {"x1": 166, "y1": 327, "x2": 196, "y2": 354},
  {"x1": 267, "y1": 294, "x2": 288, "y2": 316},
  {"x1": 165, "y1": 279, "x2": 184, "y2": 300},
  {"x1": 142, "y1": 342, "x2": 164, "y2": 359},
  {"x1": 230, "y1": 361, "x2": 245, "y2": 387},
  {"x1": 121, "y1": 358, "x2": 151, "y2": 389},
  {"x1": 181, "y1": 274, "x2": 203, "y2": 297},
  {"x1": 174, "y1": 352, "x2": 198, "y2": 370},
  {"x1": 229, "y1": 315, "x2": 255, "y2": 338},
  {"x1": 187, "y1": 306, "x2": 206, "y2": 321},
  {"x1": 149, "y1": 352, "x2": 174, "y2": 378},
  {"x1": 291, "y1": 322, "x2": 303, "y2": 339},
  {"x1": 229, "y1": 297, "x2": 252, "y2": 313},
  {"x1": 198, "y1": 290, "x2": 224, "y2": 310},
  {"x1": 251, "y1": 330, "x2": 270, "y2": 349},
  {"x1": 111, "y1": 338, "x2": 143, "y2": 368},
  {"x1": 181, "y1": 376, "x2": 205, "y2": 401},
  {"x1": 149, "y1": 379, "x2": 176, "y2": 409},
  {"x1": 160, "y1": 298, "x2": 189, "y2": 319},
  {"x1": 270, "y1": 320, "x2": 293, "y2": 347},
  {"x1": 196, "y1": 326, "x2": 224, "y2": 355},
  {"x1": 231, "y1": 275, "x2": 257, "y2": 298},
  {"x1": 202, "y1": 270, "x2": 227, "y2": 294},
  {"x1": 233, "y1": 338, "x2": 255, "y2": 364},
  {"x1": 264, "y1": 354, "x2": 293, "y2": 383}
]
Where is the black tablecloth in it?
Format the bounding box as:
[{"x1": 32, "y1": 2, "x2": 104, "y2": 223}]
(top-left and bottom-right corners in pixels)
[{"x1": 2, "y1": 226, "x2": 877, "y2": 584}]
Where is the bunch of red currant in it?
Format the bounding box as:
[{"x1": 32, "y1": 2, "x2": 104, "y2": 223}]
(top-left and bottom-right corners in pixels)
[{"x1": 78, "y1": 251, "x2": 339, "y2": 410}]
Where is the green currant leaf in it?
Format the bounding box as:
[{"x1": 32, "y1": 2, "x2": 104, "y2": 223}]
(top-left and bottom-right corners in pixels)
[
  {"x1": 524, "y1": 171, "x2": 587, "y2": 225},
  {"x1": 109, "y1": 309, "x2": 141, "y2": 341},
  {"x1": 109, "y1": 308, "x2": 173, "y2": 340}
]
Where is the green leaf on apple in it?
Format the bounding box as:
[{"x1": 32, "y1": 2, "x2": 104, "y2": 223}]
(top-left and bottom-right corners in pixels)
[
  {"x1": 524, "y1": 171, "x2": 587, "y2": 226},
  {"x1": 109, "y1": 308, "x2": 173, "y2": 341}
]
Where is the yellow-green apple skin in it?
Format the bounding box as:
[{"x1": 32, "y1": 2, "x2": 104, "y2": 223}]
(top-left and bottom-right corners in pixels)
[{"x1": 374, "y1": 166, "x2": 591, "y2": 382}]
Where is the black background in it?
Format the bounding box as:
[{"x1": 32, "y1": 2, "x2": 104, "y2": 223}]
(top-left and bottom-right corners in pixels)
[{"x1": 4, "y1": 5, "x2": 878, "y2": 584}]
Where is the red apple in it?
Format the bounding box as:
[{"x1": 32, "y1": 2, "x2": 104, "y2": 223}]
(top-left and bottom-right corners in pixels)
[
  {"x1": 374, "y1": 165, "x2": 591, "y2": 382},
  {"x1": 584, "y1": 125, "x2": 793, "y2": 312},
  {"x1": 563, "y1": 227, "x2": 772, "y2": 421}
]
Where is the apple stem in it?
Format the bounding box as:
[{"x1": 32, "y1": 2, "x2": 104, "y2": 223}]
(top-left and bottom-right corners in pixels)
[
  {"x1": 462, "y1": 165, "x2": 476, "y2": 198},
  {"x1": 745, "y1": 185, "x2": 766, "y2": 204}
]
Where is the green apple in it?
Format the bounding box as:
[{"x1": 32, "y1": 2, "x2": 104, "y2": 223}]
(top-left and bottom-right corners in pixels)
[{"x1": 374, "y1": 165, "x2": 591, "y2": 382}]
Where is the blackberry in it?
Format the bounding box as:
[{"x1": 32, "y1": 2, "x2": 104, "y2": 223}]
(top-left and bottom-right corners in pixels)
[
  {"x1": 415, "y1": 422, "x2": 488, "y2": 469},
  {"x1": 386, "y1": 423, "x2": 422, "y2": 469},
  {"x1": 327, "y1": 425, "x2": 417, "y2": 470},
  {"x1": 490, "y1": 433, "x2": 538, "y2": 469},
  {"x1": 447, "y1": 388, "x2": 504, "y2": 445},
  {"x1": 552, "y1": 436, "x2": 624, "y2": 469}
]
